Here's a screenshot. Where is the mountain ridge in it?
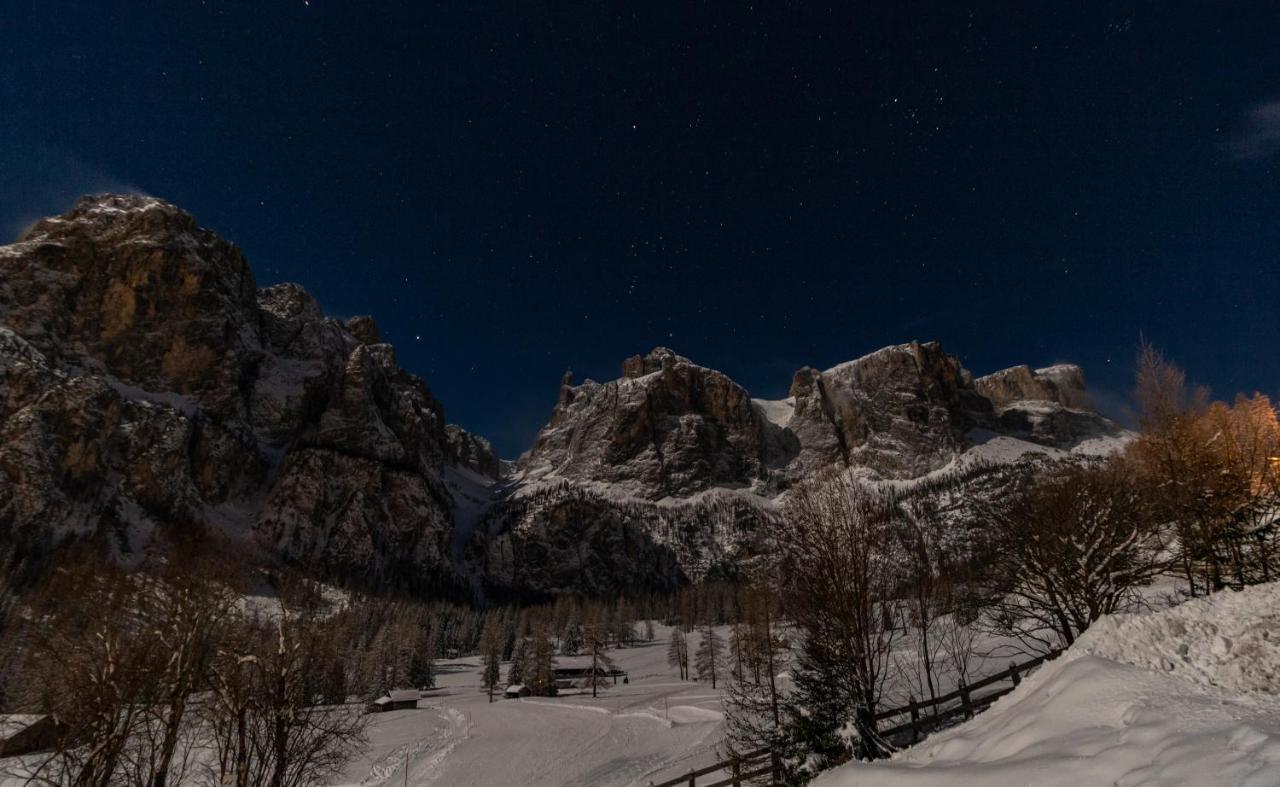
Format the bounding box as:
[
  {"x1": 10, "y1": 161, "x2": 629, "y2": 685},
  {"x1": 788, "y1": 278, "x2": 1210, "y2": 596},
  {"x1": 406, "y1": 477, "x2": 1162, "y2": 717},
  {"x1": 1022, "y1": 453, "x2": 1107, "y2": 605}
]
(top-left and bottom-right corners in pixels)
[{"x1": 0, "y1": 195, "x2": 1128, "y2": 598}]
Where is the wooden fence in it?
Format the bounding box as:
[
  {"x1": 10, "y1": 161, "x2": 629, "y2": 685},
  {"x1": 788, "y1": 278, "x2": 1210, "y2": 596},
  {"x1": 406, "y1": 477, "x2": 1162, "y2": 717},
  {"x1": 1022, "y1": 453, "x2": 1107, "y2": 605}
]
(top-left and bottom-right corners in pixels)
[
  {"x1": 874, "y1": 649, "x2": 1061, "y2": 742},
  {"x1": 649, "y1": 747, "x2": 779, "y2": 787},
  {"x1": 649, "y1": 649, "x2": 1061, "y2": 787}
]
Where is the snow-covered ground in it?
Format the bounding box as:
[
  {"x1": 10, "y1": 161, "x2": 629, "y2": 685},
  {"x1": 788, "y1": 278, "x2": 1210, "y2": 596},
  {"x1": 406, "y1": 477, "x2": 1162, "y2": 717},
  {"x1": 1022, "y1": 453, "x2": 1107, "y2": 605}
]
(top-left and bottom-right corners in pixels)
[
  {"x1": 11, "y1": 584, "x2": 1275, "y2": 786},
  {"x1": 815, "y1": 583, "x2": 1280, "y2": 787},
  {"x1": 332, "y1": 625, "x2": 733, "y2": 787}
]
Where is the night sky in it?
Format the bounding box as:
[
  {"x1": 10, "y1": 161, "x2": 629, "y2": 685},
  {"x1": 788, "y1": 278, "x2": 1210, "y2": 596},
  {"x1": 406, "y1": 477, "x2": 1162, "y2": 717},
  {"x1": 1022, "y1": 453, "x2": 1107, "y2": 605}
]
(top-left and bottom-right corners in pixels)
[{"x1": 2, "y1": 3, "x2": 1278, "y2": 457}]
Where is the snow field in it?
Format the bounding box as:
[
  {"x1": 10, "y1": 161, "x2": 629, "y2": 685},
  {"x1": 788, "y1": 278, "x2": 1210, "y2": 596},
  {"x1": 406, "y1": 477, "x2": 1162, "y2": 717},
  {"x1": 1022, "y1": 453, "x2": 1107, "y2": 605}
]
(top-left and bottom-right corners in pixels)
[{"x1": 333, "y1": 625, "x2": 732, "y2": 787}]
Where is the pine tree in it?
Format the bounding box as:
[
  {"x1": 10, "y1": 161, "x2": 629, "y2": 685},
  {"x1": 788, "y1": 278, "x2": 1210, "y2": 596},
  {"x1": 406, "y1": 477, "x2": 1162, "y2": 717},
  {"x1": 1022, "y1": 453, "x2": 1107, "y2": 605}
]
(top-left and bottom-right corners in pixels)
[
  {"x1": 694, "y1": 624, "x2": 724, "y2": 688},
  {"x1": 560, "y1": 619, "x2": 583, "y2": 655},
  {"x1": 507, "y1": 636, "x2": 529, "y2": 685},
  {"x1": 409, "y1": 623, "x2": 437, "y2": 690},
  {"x1": 644, "y1": 618, "x2": 656, "y2": 642}
]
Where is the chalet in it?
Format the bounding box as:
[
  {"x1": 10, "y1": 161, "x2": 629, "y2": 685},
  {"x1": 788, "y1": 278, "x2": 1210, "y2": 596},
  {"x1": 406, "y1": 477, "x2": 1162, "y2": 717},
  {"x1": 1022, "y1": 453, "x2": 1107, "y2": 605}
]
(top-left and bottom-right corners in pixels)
[
  {"x1": 0, "y1": 715, "x2": 63, "y2": 757},
  {"x1": 367, "y1": 689, "x2": 420, "y2": 713},
  {"x1": 552, "y1": 658, "x2": 628, "y2": 689},
  {"x1": 504, "y1": 683, "x2": 530, "y2": 699}
]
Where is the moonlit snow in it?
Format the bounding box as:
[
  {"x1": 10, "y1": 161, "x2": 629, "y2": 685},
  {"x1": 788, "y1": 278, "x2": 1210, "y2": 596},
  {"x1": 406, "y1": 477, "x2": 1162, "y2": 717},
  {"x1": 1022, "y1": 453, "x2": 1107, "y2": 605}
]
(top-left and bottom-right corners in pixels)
[{"x1": 813, "y1": 582, "x2": 1280, "y2": 787}]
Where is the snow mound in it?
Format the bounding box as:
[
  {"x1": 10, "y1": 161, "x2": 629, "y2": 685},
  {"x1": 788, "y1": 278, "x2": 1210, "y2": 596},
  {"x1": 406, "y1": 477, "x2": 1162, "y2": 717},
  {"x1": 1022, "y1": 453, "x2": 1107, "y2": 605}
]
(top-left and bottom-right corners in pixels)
[
  {"x1": 1075, "y1": 582, "x2": 1280, "y2": 695},
  {"x1": 814, "y1": 583, "x2": 1280, "y2": 787}
]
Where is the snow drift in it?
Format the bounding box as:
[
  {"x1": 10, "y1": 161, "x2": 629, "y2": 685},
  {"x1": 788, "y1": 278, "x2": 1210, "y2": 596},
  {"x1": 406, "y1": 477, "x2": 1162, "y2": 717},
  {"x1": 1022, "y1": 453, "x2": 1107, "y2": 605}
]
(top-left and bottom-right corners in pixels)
[{"x1": 814, "y1": 582, "x2": 1280, "y2": 786}]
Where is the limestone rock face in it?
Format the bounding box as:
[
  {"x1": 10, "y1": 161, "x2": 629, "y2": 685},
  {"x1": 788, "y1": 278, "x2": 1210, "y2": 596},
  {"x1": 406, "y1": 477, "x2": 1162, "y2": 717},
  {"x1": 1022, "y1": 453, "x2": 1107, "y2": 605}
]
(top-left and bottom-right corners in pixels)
[
  {"x1": 785, "y1": 342, "x2": 995, "y2": 478},
  {"x1": 0, "y1": 195, "x2": 494, "y2": 593},
  {"x1": 446, "y1": 424, "x2": 502, "y2": 478},
  {"x1": 522, "y1": 348, "x2": 768, "y2": 499},
  {"x1": 465, "y1": 484, "x2": 776, "y2": 598},
  {"x1": 1, "y1": 195, "x2": 262, "y2": 423},
  {"x1": 525, "y1": 342, "x2": 1120, "y2": 494},
  {"x1": 974, "y1": 364, "x2": 1092, "y2": 410},
  {"x1": 496, "y1": 342, "x2": 1124, "y2": 594}
]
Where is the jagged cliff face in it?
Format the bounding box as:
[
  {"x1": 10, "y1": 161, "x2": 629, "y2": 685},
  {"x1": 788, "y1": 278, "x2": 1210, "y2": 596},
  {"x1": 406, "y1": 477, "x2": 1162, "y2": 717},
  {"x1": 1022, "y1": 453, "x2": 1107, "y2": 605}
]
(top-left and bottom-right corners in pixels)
[
  {"x1": 0, "y1": 195, "x2": 495, "y2": 593},
  {"x1": 783, "y1": 342, "x2": 995, "y2": 479},
  {"x1": 974, "y1": 363, "x2": 1091, "y2": 410},
  {"x1": 499, "y1": 341, "x2": 1125, "y2": 595},
  {"x1": 0, "y1": 195, "x2": 1127, "y2": 600},
  {"x1": 523, "y1": 348, "x2": 768, "y2": 499},
  {"x1": 520, "y1": 341, "x2": 1118, "y2": 497}
]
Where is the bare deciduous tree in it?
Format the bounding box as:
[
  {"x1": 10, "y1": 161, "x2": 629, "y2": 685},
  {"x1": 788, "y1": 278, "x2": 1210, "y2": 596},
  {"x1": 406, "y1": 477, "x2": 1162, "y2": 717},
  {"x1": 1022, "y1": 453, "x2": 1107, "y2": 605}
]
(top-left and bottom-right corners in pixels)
[
  {"x1": 778, "y1": 472, "x2": 902, "y2": 761},
  {"x1": 983, "y1": 459, "x2": 1168, "y2": 650}
]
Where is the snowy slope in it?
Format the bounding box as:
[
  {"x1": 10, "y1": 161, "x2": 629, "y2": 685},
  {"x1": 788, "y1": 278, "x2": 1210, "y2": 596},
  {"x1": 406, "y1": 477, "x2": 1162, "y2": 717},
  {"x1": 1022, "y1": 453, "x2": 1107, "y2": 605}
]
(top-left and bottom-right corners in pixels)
[{"x1": 814, "y1": 583, "x2": 1280, "y2": 787}]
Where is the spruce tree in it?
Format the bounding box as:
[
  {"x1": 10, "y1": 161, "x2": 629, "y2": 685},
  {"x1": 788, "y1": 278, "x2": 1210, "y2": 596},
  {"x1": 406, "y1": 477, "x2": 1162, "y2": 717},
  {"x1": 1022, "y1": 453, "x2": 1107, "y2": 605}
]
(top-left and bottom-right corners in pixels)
[
  {"x1": 507, "y1": 636, "x2": 528, "y2": 685},
  {"x1": 560, "y1": 620, "x2": 583, "y2": 656},
  {"x1": 479, "y1": 616, "x2": 503, "y2": 702},
  {"x1": 409, "y1": 625, "x2": 437, "y2": 690}
]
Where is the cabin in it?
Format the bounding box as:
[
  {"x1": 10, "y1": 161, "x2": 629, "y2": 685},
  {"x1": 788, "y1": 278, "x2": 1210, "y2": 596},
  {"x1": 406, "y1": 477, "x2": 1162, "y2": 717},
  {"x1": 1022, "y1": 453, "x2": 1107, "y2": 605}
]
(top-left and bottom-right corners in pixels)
[
  {"x1": 552, "y1": 658, "x2": 628, "y2": 689},
  {"x1": 367, "y1": 689, "x2": 420, "y2": 713},
  {"x1": 504, "y1": 683, "x2": 530, "y2": 699},
  {"x1": 0, "y1": 715, "x2": 63, "y2": 757}
]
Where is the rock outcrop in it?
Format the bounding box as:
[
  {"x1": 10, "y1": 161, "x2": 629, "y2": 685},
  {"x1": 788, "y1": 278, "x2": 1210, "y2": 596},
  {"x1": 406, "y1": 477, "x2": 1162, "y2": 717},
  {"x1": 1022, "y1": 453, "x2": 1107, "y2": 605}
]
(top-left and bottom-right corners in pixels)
[
  {"x1": 522, "y1": 347, "x2": 769, "y2": 499},
  {"x1": 784, "y1": 342, "x2": 995, "y2": 478},
  {"x1": 975, "y1": 363, "x2": 1092, "y2": 410},
  {"x1": 522, "y1": 341, "x2": 1115, "y2": 494},
  {"x1": 0, "y1": 195, "x2": 493, "y2": 594}
]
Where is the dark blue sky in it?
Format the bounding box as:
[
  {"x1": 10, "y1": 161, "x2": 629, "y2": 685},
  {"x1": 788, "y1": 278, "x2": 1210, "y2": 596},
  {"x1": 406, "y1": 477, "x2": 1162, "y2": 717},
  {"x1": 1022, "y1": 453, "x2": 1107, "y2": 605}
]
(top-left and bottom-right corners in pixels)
[{"x1": 3, "y1": 2, "x2": 1278, "y2": 456}]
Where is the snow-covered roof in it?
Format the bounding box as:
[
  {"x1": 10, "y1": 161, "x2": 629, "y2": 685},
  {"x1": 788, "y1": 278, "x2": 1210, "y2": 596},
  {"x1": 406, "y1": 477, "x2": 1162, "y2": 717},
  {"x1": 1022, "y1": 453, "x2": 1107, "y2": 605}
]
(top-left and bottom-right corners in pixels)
[{"x1": 376, "y1": 689, "x2": 420, "y2": 703}]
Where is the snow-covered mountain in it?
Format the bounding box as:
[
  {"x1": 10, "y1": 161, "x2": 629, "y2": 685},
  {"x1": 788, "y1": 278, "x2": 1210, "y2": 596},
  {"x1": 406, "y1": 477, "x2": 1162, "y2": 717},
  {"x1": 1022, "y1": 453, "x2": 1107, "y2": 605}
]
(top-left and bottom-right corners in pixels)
[
  {"x1": 0, "y1": 195, "x2": 497, "y2": 596},
  {"x1": 469, "y1": 343, "x2": 1128, "y2": 596},
  {"x1": 520, "y1": 343, "x2": 1123, "y2": 497},
  {"x1": 0, "y1": 196, "x2": 1129, "y2": 599}
]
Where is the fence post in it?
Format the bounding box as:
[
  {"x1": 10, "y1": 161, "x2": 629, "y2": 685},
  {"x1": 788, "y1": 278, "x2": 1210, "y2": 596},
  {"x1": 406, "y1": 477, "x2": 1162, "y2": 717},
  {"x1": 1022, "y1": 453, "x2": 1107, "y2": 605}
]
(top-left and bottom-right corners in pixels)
[
  {"x1": 687, "y1": 768, "x2": 695, "y2": 787},
  {"x1": 959, "y1": 679, "x2": 973, "y2": 720},
  {"x1": 1009, "y1": 661, "x2": 1021, "y2": 687},
  {"x1": 1258, "y1": 530, "x2": 1270, "y2": 583},
  {"x1": 771, "y1": 750, "x2": 782, "y2": 784},
  {"x1": 731, "y1": 758, "x2": 741, "y2": 786},
  {"x1": 908, "y1": 694, "x2": 920, "y2": 743}
]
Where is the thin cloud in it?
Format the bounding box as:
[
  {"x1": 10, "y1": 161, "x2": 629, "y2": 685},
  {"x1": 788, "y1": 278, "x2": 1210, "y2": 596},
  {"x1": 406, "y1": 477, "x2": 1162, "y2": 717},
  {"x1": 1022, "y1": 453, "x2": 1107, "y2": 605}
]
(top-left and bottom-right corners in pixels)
[
  {"x1": 1225, "y1": 100, "x2": 1280, "y2": 161},
  {"x1": 0, "y1": 147, "x2": 148, "y2": 241}
]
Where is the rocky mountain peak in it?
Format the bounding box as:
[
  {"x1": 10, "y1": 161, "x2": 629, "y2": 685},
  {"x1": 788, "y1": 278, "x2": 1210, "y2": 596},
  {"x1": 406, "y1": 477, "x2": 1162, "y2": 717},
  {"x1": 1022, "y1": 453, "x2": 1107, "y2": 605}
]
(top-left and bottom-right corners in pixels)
[
  {"x1": 523, "y1": 347, "x2": 765, "y2": 498},
  {"x1": 0, "y1": 195, "x2": 499, "y2": 597},
  {"x1": 621, "y1": 346, "x2": 691, "y2": 378},
  {"x1": 20, "y1": 194, "x2": 207, "y2": 246},
  {"x1": 975, "y1": 363, "x2": 1092, "y2": 410},
  {"x1": 344, "y1": 315, "x2": 383, "y2": 345}
]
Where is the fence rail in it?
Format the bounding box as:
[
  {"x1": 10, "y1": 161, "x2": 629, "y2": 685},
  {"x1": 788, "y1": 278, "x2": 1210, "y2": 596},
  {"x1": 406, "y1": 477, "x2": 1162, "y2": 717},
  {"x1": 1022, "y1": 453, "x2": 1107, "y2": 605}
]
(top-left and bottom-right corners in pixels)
[
  {"x1": 649, "y1": 746, "x2": 777, "y2": 787},
  {"x1": 649, "y1": 650, "x2": 1061, "y2": 787},
  {"x1": 875, "y1": 649, "x2": 1061, "y2": 742}
]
